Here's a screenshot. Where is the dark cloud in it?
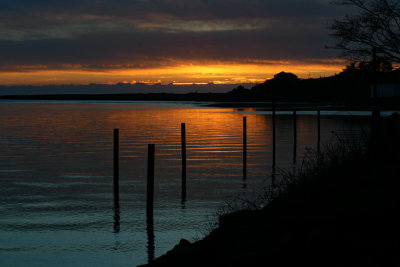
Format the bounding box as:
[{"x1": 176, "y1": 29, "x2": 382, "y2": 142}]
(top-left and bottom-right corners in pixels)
[
  {"x1": 2, "y1": 0, "x2": 340, "y2": 19},
  {"x1": 0, "y1": 0, "x2": 346, "y2": 71}
]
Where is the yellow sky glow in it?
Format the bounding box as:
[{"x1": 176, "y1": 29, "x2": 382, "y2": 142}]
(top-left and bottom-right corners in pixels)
[{"x1": 0, "y1": 61, "x2": 345, "y2": 86}]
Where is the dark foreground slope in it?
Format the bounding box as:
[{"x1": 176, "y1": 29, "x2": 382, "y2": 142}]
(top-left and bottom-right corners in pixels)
[{"x1": 139, "y1": 115, "x2": 400, "y2": 267}]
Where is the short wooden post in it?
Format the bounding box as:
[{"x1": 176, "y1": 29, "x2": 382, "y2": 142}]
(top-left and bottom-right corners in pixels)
[
  {"x1": 272, "y1": 101, "x2": 276, "y2": 168},
  {"x1": 293, "y1": 110, "x2": 297, "y2": 164},
  {"x1": 147, "y1": 144, "x2": 155, "y2": 218},
  {"x1": 181, "y1": 123, "x2": 187, "y2": 201},
  {"x1": 113, "y1": 129, "x2": 119, "y2": 196},
  {"x1": 317, "y1": 110, "x2": 321, "y2": 153},
  {"x1": 243, "y1": 116, "x2": 247, "y2": 180}
]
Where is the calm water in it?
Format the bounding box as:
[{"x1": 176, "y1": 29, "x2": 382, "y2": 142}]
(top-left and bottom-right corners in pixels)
[{"x1": 0, "y1": 100, "x2": 372, "y2": 266}]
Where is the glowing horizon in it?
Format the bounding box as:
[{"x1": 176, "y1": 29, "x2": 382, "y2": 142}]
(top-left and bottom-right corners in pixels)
[
  {"x1": 0, "y1": 0, "x2": 352, "y2": 89},
  {"x1": 0, "y1": 60, "x2": 345, "y2": 86}
]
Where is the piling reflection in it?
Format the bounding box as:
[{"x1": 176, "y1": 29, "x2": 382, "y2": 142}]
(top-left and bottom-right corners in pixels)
[
  {"x1": 146, "y1": 212, "x2": 155, "y2": 263},
  {"x1": 243, "y1": 116, "x2": 247, "y2": 188},
  {"x1": 113, "y1": 192, "x2": 120, "y2": 233},
  {"x1": 181, "y1": 186, "x2": 187, "y2": 208}
]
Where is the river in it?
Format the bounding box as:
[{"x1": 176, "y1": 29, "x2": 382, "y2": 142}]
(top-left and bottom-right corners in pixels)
[{"x1": 0, "y1": 100, "x2": 374, "y2": 266}]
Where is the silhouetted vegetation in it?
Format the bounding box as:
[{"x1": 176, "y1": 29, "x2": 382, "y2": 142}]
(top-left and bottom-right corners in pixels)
[
  {"x1": 249, "y1": 67, "x2": 400, "y2": 104},
  {"x1": 139, "y1": 113, "x2": 400, "y2": 267},
  {"x1": 330, "y1": 0, "x2": 400, "y2": 63},
  {"x1": 2, "y1": 68, "x2": 400, "y2": 109}
]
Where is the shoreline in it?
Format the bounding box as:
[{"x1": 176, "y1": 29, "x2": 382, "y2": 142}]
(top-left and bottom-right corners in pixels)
[{"x1": 1, "y1": 94, "x2": 400, "y2": 111}]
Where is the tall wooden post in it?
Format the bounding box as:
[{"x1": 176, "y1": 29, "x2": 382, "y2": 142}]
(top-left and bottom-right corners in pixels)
[
  {"x1": 147, "y1": 144, "x2": 155, "y2": 218},
  {"x1": 317, "y1": 110, "x2": 321, "y2": 154},
  {"x1": 243, "y1": 116, "x2": 247, "y2": 180},
  {"x1": 146, "y1": 143, "x2": 155, "y2": 263},
  {"x1": 272, "y1": 101, "x2": 276, "y2": 168},
  {"x1": 372, "y1": 47, "x2": 381, "y2": 139},
  {"x1": 293, "y1": 110, "x2": 297, "y2": 164},
  {"x1": 181, "y1": 123, "x2": 187, "y2": 202},
  {"x1": 113, "y1": 129, "x2": 119, "y2": 196},
  {"x1": 373, "y1": 48, "x2": 378, "y2": 112}
]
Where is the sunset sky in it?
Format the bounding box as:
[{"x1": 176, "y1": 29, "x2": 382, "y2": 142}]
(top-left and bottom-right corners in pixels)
[{"x1": 0, "y1": 0, "x2": 351, "y2": 86}]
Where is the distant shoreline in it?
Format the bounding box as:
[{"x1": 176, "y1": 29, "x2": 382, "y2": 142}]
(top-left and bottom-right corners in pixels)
[{"x1": 2, "y1": 68, "x2": 400, "y2": 111}]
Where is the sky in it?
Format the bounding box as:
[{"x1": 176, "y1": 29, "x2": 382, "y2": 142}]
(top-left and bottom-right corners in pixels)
[{"x1": 0, "y1": 0, "x2": 350, "y2": 86}]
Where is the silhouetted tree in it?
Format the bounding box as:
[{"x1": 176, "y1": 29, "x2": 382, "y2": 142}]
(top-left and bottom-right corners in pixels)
[
  {"x1": 343, "y1": 59, "x2": 393, "y2": 72},
  {"x1": 330, "y1": 0, "x2": 400, "y2": 63}
]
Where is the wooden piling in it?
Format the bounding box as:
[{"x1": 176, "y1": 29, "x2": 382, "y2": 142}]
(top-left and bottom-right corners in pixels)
[
  {"x1": 372, "y1": 47, "x2": 378, "y2": 115},
  {"x1": 293, "y1": 110, "x2": 297, "y2": 164},
  {"x1": 113, "y1": 193, "x2": 120, "y2": 233},
  {"x1": 113, "y1": 128, "x2": 119, "y2": 195},
  {"x1": 181, "y1": 123, "x2": 187, "y2": 201},
  {"x1": 146, "y1": 144, "x2": 155, "y2": 263},
  {"x1": 243, "y1": 116, "x2": 247, "y2": 180},
  {"x1": 272, "y1": 102, "x2": 277, "y2": 188},
  {"x1": 317, "y1": 110, "x2": 321, "y2": 153},
  {"x1": 147, "y1": 144, "x2": 155, "y2": 218},
  {"x1": 371, "y1": 47, "x2": 381, "y2": 139},
  {"x1": 272, "y1": 101, "x2": 276, "y2": 168}
]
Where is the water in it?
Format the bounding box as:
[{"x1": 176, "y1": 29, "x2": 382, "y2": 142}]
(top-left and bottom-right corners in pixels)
[{"x1": 0, "y1": 100, "x2": 372, "y2": 266}]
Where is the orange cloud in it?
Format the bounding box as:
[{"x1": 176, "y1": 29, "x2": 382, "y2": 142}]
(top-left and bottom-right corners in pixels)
[{"x1": 0, "y1": 60, "x2": 345, "y2": 86}]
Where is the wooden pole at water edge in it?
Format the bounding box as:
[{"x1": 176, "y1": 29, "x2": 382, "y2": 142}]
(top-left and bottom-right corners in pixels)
[{"x1": 113, "y1": 128, "x2": 119, "y2": 195}]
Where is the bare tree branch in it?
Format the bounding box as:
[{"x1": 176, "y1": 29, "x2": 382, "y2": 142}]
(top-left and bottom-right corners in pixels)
[{"x1": 330, "y1": 0, "x2": 400, "y2": 63}]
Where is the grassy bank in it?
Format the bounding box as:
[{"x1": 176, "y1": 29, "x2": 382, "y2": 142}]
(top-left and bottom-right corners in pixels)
[{"x1": 139, "y1": 114, "x2": 400, "y2": 267}]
